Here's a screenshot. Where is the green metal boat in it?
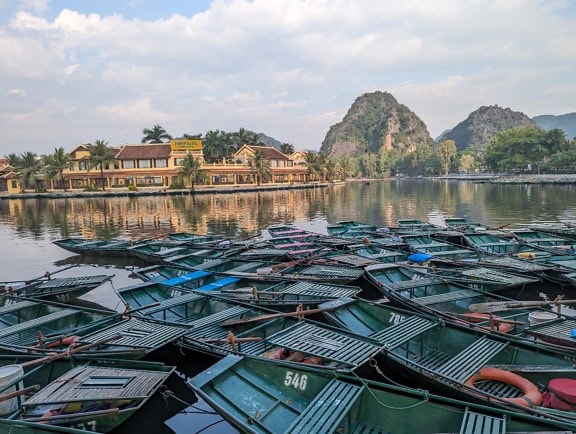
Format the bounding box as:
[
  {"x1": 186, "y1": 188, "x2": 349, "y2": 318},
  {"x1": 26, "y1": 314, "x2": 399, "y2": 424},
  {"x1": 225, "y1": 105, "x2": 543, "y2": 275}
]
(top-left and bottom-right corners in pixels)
[
  {"x1": 190, "y1": 354, "x2": 575, "y2": 433},
  {"x1": 316, "y1": 297, "x2": 576, "y2": 425}
]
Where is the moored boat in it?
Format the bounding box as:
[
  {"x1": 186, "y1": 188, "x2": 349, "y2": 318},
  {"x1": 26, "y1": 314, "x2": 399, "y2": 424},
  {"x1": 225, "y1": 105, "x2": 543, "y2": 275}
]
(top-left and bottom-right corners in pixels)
[
  {"x1": 316, "y1": 297, "x2": 576, "y2": 425},
  {"x1": 0, "y1": 355, "x2": 180, "y2": 433},
  {"x1": 190, "y1": 354, "x2": 575, "y2": 433}
]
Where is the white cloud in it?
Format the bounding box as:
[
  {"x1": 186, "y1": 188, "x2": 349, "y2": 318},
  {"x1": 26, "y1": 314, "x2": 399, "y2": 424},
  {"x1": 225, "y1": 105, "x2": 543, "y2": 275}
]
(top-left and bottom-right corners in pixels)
[{"x1": 1, "y1": 0, "x2": 576, "y2": 154}]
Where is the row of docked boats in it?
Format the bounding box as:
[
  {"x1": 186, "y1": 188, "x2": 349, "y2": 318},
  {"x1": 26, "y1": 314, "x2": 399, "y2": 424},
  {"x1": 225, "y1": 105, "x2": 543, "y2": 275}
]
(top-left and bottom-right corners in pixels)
[{"x1": 4, "y1": 217, "x2": 576, "y2": 432}]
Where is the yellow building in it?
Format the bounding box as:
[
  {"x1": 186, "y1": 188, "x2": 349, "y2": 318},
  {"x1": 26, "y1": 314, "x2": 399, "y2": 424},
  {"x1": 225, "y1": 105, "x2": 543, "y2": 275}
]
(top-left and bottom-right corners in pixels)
[{"x1": 58, "y1": 141, "x2": 309, "y2": 191}]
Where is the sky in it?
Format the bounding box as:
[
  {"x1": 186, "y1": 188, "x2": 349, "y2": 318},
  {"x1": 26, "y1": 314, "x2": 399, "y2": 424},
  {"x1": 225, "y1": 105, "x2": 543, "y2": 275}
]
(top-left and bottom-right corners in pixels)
[{"x1": 1, "y1": 0, "x2": 575, "y2": 155}]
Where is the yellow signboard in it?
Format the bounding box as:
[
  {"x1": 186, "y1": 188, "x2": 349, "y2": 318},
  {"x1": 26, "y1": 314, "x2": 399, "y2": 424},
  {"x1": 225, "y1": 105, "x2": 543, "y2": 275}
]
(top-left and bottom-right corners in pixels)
[{"x1": 170, "y1": 139, "x2": 202, "y2": 151}]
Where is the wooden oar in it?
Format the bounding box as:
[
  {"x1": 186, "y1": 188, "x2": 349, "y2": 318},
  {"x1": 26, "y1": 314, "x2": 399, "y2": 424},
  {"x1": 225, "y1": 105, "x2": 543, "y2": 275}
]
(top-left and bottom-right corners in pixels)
[
  {"x1": 220, "y1": 306, "x2": 334, "y2": 327},
  {"x1": 449, "y1": 313, "x2": 525, "y2": 326},
  {"x1": 20, "y1": 334, "x2": 123, "y2": 368},
  {"x1": 0, "y1": 384, "x2": 40, "y2": 403},
  {"x1": 469, "y1": 299, "x2": 576, "y2": 314}
]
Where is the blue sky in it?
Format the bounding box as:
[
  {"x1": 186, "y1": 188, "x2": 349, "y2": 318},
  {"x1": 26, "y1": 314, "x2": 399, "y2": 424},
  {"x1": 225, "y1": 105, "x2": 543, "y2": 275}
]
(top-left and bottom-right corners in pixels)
[{"x1": 1, "y1": 0, "x2": 575, "y2": 155}]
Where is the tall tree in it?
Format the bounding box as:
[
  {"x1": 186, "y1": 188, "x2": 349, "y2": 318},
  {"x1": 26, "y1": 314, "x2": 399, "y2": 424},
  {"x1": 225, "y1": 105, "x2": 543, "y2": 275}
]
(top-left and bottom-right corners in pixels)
[
  {"x1": 177, "y1": 154, "x2": 205, "y2": 194},
  {"x1": 141, "y1": 124, "x2": 172, "y2": 143},
  {"x1": 336, "y1": 156, "x2": 357, "y2": 179},
  {"x1": 86, "y1": 140, "x2": 115, "y2": 191},
  {"x1": 436, "y1": 140, "x2": 457, "y2": 175},
  {"x1": 16, "y1": 151, "x2": 41, "y2": 192},
  {"x1": 248, "y1": 150, "x2": 271, "y2": 186},
  {"x1": 44, "y1": 147, "x2": 71, "y2": 191},
  {"x1": 304, "y1": 151, "x2": 319, "y2": 181},
  {"x1": 280, "y1": 143, "x2": 295, "y2": 154}
]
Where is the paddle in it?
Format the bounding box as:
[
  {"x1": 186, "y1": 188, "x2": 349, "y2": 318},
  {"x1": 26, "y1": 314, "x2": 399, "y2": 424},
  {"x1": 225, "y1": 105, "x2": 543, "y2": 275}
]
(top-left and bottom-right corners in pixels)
[
  {"x1": 20, "y1": 334, "x2": 123, "y2": 368},
  {"x1": 0, "y1": 384, "x2": 40, "y2": 403},
  {"x1": 468, "y1": 299, "x2": 576, "y2": 314},
  {"x1": 220, "y1": 306, "x2": 335, "y2": 327}
]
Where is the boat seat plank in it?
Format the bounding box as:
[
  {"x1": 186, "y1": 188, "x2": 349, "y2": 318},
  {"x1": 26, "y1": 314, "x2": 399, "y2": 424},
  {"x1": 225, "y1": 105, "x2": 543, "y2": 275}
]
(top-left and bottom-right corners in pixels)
[
  {"x1": 300, "y1": 265, "x2": 364, "y2": 279},
  {"x1": 283, "y1": 282, "x2": 359, "y2": 298},
  {"x1": 286, "y1": 379, "x2": 363, "y2": 434},
  {"x1": 385, "y1": 278, "x2": 439, "y2": 290},
  {"x1": 139, "y1": 292, "x2": 204, "y2": 314},
  {"x1": 161, "y1": 270, "x2": 213, "y2": 287},
  {"x1": 350, "y1": 423, "x2": 387, "y2": 434},
  {"x1": 436, "y1": 338, "x2": 508, "y2": 383},
  {"x1": 414, "y1": 289, "x2": 479, "y2": 306},
  {"x1": 459, "y1": 407, "x2": 506, "y2": 434},
  {"x1": 80, "y1": 318, "x2": 188, "y2": 349},
  {"x1": 23, "y1": 366, "x2": 169, "y2": 405},
  {"x1": 525, "y1": 318, "x2": 576, "y2": 344},
  {"x1": 428, "y1": 249, "x2": 476, "y2": 257},
  {"x1": 369, "y1": 317, "x2": 437, "y2": 349},
  {"x1": 188, "y1": 305, "x2": 251, "y2": 328},
  {"x1": 0, "y1": 309, "x2": 78, "y2": 338},
  {"x1": 195, "y1": 277, "x2": 241, "y2": 291},
  {"x1": 0, "y1": 300, "x2": 37, "y2": 315},
  {"x1": 267, "y1": 323, "x2": 381, "y2": 365}
]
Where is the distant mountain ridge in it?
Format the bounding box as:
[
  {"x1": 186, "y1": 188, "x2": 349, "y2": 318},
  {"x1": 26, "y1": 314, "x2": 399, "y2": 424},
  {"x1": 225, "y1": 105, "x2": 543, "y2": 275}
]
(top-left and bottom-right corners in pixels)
[
  {"x1": 437, "y1": 105, "x2": 536, "y2": 152},
  {"x1": 532, "y1": 113, "x2": 576, "y2": 140},
  {"x1": 320, "y1": 91, "x2": 432, "y2": 158}
]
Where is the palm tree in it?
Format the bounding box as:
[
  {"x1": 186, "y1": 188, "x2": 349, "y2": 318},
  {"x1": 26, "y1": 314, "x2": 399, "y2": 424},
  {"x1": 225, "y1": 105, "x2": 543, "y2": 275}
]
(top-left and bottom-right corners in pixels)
[
  {"x1": 16, "y1": 151, "x2": 41, "y2": 192},
  {"x1": 141, "y1": 124, "x2": 172, "y2": 143},
  {"x1": 5, "y1": 153, "x2": 20, "y2": 167},
  {"x1": 304, "y1": 151, "x2": 319, "y2": 181},
  {"x1": 248, "y1": 150, "x2": 271, "y2": 186},
  {"x1": 177, "y1": 154, "x2": 205, "y2": 194},
  {"x1": 44, "y1": 147, "x2": 71, "y2": 191},
  {"x1": 86, "y1": 140, "x2": 115, "y2": 191},
  {"x1": 280, "y1": 143, "x2": 295, "y2": 155}
]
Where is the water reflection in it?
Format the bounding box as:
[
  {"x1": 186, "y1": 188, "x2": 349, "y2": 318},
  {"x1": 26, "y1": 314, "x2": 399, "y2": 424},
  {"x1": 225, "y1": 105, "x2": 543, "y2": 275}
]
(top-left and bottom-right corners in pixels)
[{"x1": 1, "y1": 181, "x2": 575, "y2": 243}]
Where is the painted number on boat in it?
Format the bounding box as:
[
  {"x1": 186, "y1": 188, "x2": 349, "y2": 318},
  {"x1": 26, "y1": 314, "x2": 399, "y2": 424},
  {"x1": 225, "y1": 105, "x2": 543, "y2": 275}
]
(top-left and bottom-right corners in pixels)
[
  {"x1": 76, "y1": 421, "x2": 97, "y2": 431},
  {"x1": 390, "y1": 312, "x2": 407, "y2": 325},
  {"x1": 284, "y1": 371, "x2": 308, "y2": 390}
]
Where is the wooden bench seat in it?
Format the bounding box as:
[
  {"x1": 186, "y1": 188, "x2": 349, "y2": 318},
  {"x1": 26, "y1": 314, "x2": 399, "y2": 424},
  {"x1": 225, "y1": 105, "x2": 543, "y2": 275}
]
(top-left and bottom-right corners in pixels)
[
  {"x1": 436, "y1": 337, "x2": 508, "y2": 383},
  {"x1": 286, "y1": 379, "x2": 363, "y2": 434},
  {"x1": 459, "y1": 407, "x2": 506, "y2": 434}
]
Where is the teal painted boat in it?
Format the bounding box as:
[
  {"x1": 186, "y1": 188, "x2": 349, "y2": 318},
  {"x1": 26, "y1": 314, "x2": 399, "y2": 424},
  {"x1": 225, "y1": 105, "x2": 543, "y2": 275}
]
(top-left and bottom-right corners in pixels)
[
  {"x1": 364, "y1": 263, "x2": 576, "y2": 352},
  {"x1": 401, "y1": 233, "x2": 478, "y2": 259},
  {"x1": 1, "y1": 274, "x2": 112, "y2": 304},
  {"x1": 315, "y1": 297, "x2": 576, "y2": 425},
  {"x1": 266, "y1": 225, "x2": 312, "y2": 239},
  {"x1": 53, "y1": 238, "x2": 152, "y2": 257},
  {"x1": 0, "y1": 355, "x2": 179, "y2": 433},
  {"x1": 118, "y1": 277, "x2": 362, "y2": 313},
  {"x1": 190, "y1": 354, "x2": 575, "y2": 433}
]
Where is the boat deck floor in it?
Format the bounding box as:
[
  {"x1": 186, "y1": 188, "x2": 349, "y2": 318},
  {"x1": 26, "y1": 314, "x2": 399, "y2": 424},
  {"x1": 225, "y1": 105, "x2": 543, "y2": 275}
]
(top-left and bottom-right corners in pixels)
[{"x1": 23, "y1": 366, "x2": 169, "y2": 405}]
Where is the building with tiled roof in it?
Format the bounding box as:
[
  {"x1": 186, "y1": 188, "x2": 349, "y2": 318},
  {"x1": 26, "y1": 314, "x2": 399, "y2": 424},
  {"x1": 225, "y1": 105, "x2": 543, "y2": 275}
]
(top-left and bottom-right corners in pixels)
[{"x1": 1, "y1": 140, "x2": 314, "y2": 193}]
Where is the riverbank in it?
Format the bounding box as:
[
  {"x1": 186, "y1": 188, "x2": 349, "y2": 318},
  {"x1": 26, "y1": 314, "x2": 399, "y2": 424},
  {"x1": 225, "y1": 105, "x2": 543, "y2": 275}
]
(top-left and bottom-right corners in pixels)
[
  {"x1": 0, "y1": 181, "x2": 338, "y2": 200},
  {"x1": 491, "y1": 174, "x2": 576, "y2": 184},
  {"x1": 433, "y1": 174, "x2": 576, "y2": 184}
]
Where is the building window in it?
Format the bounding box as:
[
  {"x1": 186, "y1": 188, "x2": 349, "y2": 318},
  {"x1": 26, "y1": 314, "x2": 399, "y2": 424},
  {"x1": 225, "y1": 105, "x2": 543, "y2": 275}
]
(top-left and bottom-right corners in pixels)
[
  {"x1": 270, "y1": 160, "x2": 277, "y2": 167},
  {"x1": 138, "y1": 160, "x2": 152, "y2": 168},
  {"x1": 174, "y1": 158, "x2": 184, "y2": 166},
  {"x1": 287, "y1": 161, "x2": 293, "y2": 167},
  {"x1": 79, "y1": 161, "x2": 89, "y2": 170},
  {"x1": 123, "y1": 160, "x2": 135, "y2": 169},
  {"x1": 155, "y1": 159, "x2": 167, "y2": 168}
]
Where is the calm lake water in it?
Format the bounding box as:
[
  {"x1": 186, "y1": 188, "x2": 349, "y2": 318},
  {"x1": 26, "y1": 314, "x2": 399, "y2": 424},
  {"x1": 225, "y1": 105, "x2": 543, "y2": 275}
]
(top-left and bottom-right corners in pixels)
[{"x1": 1, "y1": 179, "x2": 576, "y2": 433}]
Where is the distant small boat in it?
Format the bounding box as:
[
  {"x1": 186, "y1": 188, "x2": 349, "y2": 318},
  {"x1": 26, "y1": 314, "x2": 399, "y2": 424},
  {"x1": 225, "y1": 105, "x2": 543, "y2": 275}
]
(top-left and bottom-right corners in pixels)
[{"x1": 1, "y1": 274, "x2": 112, "y2": 303}]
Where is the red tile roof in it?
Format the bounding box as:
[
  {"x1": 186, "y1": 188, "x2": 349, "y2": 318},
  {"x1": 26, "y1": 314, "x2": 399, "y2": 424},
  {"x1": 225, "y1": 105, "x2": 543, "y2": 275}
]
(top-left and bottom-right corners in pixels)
[{"x1": 115, "y1": 144, "x2": 172, "y2": 160}]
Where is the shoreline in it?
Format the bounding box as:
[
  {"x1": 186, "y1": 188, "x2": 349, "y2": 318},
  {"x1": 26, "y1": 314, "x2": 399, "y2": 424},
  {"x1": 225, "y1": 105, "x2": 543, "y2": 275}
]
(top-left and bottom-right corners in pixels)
[{"x1": 0, "y1": 181, "x2": 337, "y2": 200}]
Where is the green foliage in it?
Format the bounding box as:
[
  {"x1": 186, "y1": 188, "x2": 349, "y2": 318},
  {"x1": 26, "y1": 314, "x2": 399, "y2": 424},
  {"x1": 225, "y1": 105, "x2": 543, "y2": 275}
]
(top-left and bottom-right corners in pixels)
[
  {"x1": 141, "y1": 124, "x2": 172, "y2": 143},
  {"x1": 483, "y1": 126, "x2": 570, "y2": 173},
  {"x1": 436, "y1": 140, "x2": 457, "y2": 175},
  {"x1": 177, "y1": 154, "x2": 205, "y2": 192},
  {"x1": 247, "y1": 150, "x2": 271, "y2": 186}
]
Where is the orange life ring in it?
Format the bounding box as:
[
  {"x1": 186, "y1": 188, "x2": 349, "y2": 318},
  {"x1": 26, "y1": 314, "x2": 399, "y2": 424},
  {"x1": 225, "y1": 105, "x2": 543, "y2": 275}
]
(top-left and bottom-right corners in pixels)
[
  {"x1": 465, "y1": 367, "x2": 543, "y2": 408},
  {"x1": 460, "y1": 313, "x2": 514, "y2": 333}
]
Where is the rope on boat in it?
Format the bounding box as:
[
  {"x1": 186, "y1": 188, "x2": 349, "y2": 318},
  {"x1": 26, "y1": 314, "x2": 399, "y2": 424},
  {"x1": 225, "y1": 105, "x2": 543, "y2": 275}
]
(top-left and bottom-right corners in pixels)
[{"x1": 355, "y1": 362, "x2": 431, "y2": 410}]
